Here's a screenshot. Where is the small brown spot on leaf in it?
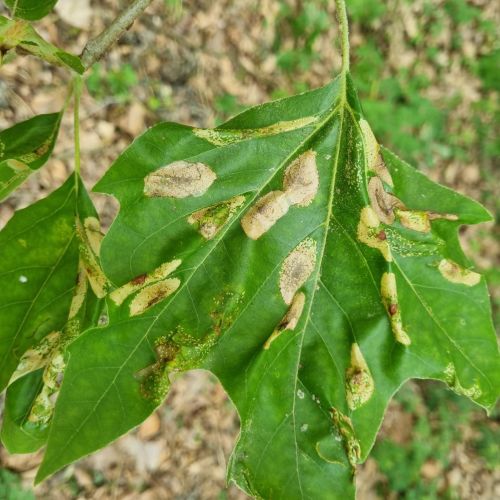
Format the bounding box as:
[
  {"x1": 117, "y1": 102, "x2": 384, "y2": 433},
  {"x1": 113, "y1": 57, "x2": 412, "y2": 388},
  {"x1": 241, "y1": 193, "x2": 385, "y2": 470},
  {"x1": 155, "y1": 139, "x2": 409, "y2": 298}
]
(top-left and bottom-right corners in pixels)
[
  {"x1": 131, "y1": 273, "x2": 147, "y2": 285},
  {"x1": 264, "y1": 292, "x2": 306, "y2": 349},
  {"x1": 279, "y1": 238, "x2": 317, "y2": 305},
  {"x1": 241, "y1": 191, "x2": 289, "y2": 240},
  {"x1": 389, "y1": 303, "x2": 398, "y2": 316},
  {"x1": 438, "y1": 259, "x2": 480, "y2": 287},
  {"x1": 377, "y1": 230, "x2": 387, "y2": 241},
  {"x1": 283, "y1": 150, "x2": 319, "y2": 207},
  {"x1": 144, "y1": 160, "x2": 216, "y2": 198}
]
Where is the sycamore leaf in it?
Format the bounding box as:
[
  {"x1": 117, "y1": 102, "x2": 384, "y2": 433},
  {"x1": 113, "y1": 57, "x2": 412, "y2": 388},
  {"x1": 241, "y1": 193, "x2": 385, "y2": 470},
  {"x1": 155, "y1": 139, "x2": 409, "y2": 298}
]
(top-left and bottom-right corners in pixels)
[
  {"x1": 4, "y1": 0, "x2": 59, "y2": 21},
  {"x1": 0, "y1": 15, "x2": 83, "y2": 73},
  {"x1": 35, "y1": 76, "x2": 499, "y2": 498},
  {"x1": 0, "y1": 113, "x2": 63, "y2": 201},
  {"x1": 0, "y1": 175, "x2": 106, "y2": 454}
]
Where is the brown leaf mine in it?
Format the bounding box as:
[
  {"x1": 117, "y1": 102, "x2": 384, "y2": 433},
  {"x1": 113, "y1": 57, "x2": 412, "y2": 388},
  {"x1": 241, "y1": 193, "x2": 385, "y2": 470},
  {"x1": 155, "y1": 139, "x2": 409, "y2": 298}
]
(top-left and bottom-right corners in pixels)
[
  {"x1": 129, "y1": 278, "x2": 181, "y2": 316},
  {"x1": 345, "y1": 343, "x2": 374, "y2": 411},
  {"x1": 359, "y1": 119, "x2": 393, "y2": 186},
  {"x1": 144, "y1": 160, "x2": 216, "y2": 198},
  {"x1": 279, "y1": 238, "x2": 317, "y2": 305},
  {"x1": 380, "y1": 272, "x2": 411, "y2": 345},
  {"x1": 357, "y1": 206, "x2": 392, "y2": 262},
  {"x1": 331, "y1": 408, "x2": 361, "y2": 468},
  {"x1": 188, "y1": 195, "x2": 245, "y2": 240},
  {"x1": 438, "y1": 259, "x2": 480, "y2": 287},
  {"x1": 110, "y1": 259, "x2": 182, "y2": 306},
  {"x1": 283, "y1": 150, "x2": 319, "y2": 206},
  {"x1": 368, "y1": 176, "x2": 404, "y2": 225},
  {"x1": 9, "y1": 331, "x2": 60, "y2": 385},
  {"x1": 76, "y1": 216, "x2": 109, "y2": 298},
  {"x1": 241, "y1": 191, "x2": 290, "y2": 240},
  {"x1": 264, "y1": 292, "x2": 306, "y2": 349}
]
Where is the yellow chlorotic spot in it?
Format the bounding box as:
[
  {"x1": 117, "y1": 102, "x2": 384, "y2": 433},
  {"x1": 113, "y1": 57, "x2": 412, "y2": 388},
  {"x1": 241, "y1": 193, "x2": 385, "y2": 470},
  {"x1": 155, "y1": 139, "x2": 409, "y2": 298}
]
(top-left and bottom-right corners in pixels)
[
  {"x1": 345, "y1": 343, "x2": 374, "y2": 410},
  {"x1": 283, "y1": 150, "x2": 319, "y2": 207},
  {"x1": 357, "y1": 206, "x2": 392, "y2": 262},
  {"x1": 129, "y1": 278, "x2": 181, "y2": 316},
  {"x1": 192, "y1": 116, "x2": 318, "y2": 146},
  {"x1": 396, "y1": 209, "x2": 431, "y2": 233},
  {"x1": 444, "y1": 363, "x2": 482, "y2": 400},
  {"x1": 110, "y1": 259, "x2": 182, "y2": 306},
  {"x1": 241, "y1": 191, "x2": 290, "y2": 240},
  {"x1": 438, "y1": 259, "x2": 481, "y2": 287},
  {"x1": 279, "y1": 238, "x2": 317, "y2": 305},
  {"x1": 188, "y1": 195, "x2": 246, "y2": 240},
  {"x1": 264, "y1": 292, "x2": 305, "y2": 349},
  {"x1": 380, "y1": 272, "x2": 411, "y2": 346},
  {"x1": 144, "y1": 160, "x2": 216, "y2": 198}
]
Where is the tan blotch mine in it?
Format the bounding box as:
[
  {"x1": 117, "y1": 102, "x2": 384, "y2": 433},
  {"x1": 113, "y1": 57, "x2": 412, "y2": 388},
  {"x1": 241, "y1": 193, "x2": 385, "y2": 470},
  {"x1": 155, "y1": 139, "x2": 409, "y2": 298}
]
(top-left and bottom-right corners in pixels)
[
  {"x1": 192, "y1": 116, "x2": 318, "y2": 146},
  {"x1": 264, "y1": 292, "x2": 306, "y2": 349},
  {"x1": 380, "y1": 272, "x2": 411, "y2": 346},
  {"x1": 76, "y1": 217, "x2": 109, "y2": 298},
  {"x1": 283, "y1": 150, "x2": 319, "y2": 206},
  {"x1": 110, "y1": 259, "x2": 182, "y2": 306},
  {"x1": 368, "y1": 176, "x2": 404, "y2": 225},
  {"x1": 68, "y1": 263, "x2": 88, "y2": 320},
  {"x1": 359, "y1": 119, "x2": 393, "y2": 186},
  {"x1": 241, "y1": 150, "x2": 319, "y2": 239},
  {"x1": 345, "y1": 343, "x2": 375, "y2": 411},
  {"x1": 395, "y1": 209, "x2": 431, "y2": 233},
  {"x1": 240, "y1": 191, "x2": 290, "y2": 240},
  {"x1": 188, "y1": 195, "x2": 245, "y2": 240},
  {"x1": 144, "y1": 160, "x2": 216, "y2": 198},
  {"x1": 438, "y1": 259, "x2": 481, "y2": 287},
  {"x1": 279, "y1": 238, "x2": 317, "y2": 305},
  {"x1": 9, "y1": 331, "x2": 60, "y2": 386},
  {"x1": 357, "y1": 206, "x2": 392, "y2": 262},
  {"x1": 331, "y1": 408, "x2": 361, "y2": 468},
  {"x1": 129, "y1": 278, "x2": 181, "y2": 316}
]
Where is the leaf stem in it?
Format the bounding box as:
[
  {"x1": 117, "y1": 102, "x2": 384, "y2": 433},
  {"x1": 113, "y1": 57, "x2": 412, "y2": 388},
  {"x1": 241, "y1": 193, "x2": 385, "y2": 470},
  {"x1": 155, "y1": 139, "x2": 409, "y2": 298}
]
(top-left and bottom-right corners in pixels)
[
  {"x1": 73, "y1": 76, "x2": 82, "y2": 186},
  {"x1": 334, "y1": 0, "x2": 350, "y2": 74},
  {"x1": 81, "y1": 0, "x2": 154, "y2": 70}
]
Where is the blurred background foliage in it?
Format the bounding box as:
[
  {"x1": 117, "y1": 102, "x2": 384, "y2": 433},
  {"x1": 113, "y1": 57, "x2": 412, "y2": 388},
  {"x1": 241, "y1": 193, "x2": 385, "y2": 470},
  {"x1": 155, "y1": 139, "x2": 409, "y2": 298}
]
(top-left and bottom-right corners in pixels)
[{"x1": 0, "y1": 0, "x2": 498, "y2": 498}]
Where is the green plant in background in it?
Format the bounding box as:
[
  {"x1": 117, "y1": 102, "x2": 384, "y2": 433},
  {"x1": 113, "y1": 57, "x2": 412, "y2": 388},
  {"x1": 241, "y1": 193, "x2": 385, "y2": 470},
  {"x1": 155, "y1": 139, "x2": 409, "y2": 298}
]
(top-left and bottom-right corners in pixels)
[
  {"x1": 0, "y1": 469, "x2": 34, "y2": 500},
  {"x1": 0, "y1": 1, "x2": 499, "y2": 499},
  {"x1": 86, "y1": 62, "x2": 139, "y2": 103}
]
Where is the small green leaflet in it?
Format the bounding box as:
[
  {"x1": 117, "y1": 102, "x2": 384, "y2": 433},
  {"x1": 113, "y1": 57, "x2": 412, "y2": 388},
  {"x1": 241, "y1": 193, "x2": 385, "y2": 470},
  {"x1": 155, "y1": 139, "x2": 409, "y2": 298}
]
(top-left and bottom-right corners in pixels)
[
  {"x1": 0, "y1": 176, "x2": 106, "y2": 453},
  {"x1": 0, "y1": 113, "x2": 63, "y2": 201},
  {"x1": 0, "y1": 15, "x2": 83, "y2": 73},
  {"x1": 4, "y1": 0, "x2": 58, "y2": 21},
  {"x1": 33, "y1": 74, "x2": 499, "y2": 498}
]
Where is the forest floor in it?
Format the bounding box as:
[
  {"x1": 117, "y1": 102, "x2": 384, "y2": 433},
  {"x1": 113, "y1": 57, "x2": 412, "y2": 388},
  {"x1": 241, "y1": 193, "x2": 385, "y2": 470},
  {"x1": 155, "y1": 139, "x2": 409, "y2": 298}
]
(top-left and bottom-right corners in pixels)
[{"x1": 0, "y1": 0, "x2": 499, "y2": 499}]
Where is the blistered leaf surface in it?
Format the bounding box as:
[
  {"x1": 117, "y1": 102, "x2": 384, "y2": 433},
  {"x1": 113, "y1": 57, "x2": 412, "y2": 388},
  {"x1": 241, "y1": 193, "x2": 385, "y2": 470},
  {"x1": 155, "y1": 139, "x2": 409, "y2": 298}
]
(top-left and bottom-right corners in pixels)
[{"x1": 33, "y1": 75, "x2": 499, "y2": 497}]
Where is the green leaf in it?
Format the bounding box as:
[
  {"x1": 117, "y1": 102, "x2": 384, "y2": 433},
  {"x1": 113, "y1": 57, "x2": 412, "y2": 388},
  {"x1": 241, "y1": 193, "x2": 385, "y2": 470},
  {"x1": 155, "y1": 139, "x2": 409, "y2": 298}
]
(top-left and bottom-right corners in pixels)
[
  {"x1": 4, "y1": 0, "x2": 58, "y2": 21},
  {"x1": 0, "y1": 16, "x2": 83, "y2": 73},
  {"x1": 0, "y1": 113, "x2": 63, "y2": 201},
  {"x1": 36, "y1": 75, "x2": 499, "y2": 498},
  {"x1": 0, "y1": 176, "x2": 106, "y2": 453}
]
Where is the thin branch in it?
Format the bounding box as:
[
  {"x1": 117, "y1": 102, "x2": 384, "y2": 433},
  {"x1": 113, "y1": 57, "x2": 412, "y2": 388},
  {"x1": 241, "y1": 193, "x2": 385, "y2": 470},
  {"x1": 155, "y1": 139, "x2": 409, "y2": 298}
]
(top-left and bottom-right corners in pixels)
[
  {"x1": 81, "y1": 0, "x2": 154, "y2": 70},
  {"x1": 334, "y1": 0, "x2": 350, "y2": 74}
]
